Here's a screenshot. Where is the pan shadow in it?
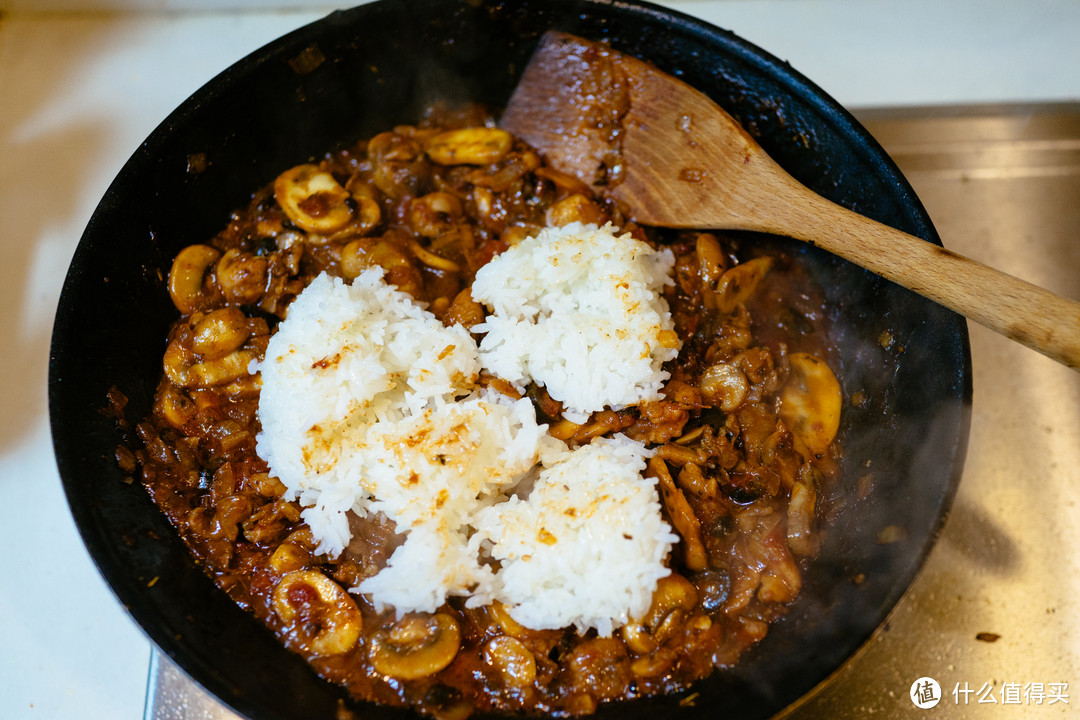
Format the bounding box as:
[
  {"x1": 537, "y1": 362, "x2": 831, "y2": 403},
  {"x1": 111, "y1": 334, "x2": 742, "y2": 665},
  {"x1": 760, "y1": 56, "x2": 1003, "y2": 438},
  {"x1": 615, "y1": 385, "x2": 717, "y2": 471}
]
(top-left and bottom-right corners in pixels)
[{"x1": 937, "y1": 497, "x2": 1020, "y2": 574}]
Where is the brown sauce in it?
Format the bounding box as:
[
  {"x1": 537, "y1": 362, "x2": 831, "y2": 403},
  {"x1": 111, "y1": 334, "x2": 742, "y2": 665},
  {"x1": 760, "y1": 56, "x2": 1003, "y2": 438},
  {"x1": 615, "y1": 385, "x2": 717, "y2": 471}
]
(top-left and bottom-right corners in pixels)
[{"x1": 132, "y1": 105, "x2": 842, "y2": 718}]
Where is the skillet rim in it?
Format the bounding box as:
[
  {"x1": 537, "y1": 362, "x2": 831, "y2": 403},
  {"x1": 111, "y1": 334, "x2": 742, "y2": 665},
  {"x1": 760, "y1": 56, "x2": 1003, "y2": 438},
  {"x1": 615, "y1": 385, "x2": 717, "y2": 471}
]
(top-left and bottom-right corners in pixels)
[{"x1": 48, "y1": 1, "x2": 972, "y2": 718}]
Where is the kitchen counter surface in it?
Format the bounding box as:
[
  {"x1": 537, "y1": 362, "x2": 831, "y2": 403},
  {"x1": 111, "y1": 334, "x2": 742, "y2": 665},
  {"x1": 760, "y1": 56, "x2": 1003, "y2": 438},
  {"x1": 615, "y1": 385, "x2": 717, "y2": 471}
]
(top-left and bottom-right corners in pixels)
[{"x1": 2, "y1": 2, "x2": 1077, "y2": 718}]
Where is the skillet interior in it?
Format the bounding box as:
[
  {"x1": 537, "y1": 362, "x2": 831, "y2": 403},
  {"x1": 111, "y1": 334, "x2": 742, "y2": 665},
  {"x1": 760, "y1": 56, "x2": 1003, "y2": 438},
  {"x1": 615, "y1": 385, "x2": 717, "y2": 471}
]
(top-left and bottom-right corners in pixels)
[{"x1": 48, "y1": 1, "x2": 971, "y2": 718}]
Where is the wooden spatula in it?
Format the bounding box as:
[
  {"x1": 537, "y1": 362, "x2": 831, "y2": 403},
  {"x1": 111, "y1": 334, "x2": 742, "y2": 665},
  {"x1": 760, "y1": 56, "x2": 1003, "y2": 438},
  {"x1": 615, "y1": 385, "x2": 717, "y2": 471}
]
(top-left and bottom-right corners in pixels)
[{"x1": 500, "y1": 32, "x2": 1080, "y2": 370}]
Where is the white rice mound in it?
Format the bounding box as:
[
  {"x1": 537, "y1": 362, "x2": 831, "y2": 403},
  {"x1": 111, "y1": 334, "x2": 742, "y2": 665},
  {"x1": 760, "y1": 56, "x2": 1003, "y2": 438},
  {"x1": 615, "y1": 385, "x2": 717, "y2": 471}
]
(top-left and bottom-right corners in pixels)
[
  {"x1": 471, "y1": 221, "x2": 680, "y2": 419},
  {"x1": 473, "y1": 435, "x2": 678, "y2": 637},
  {"x1": 255, "y1": 258, "x2": 680, "y2": 633},
  {"x1": 353, "y1": 390, "x2": 569, "y2": 613},
  {"x1": 255, "y1": 269, "x2": 483, "y2": 557}
]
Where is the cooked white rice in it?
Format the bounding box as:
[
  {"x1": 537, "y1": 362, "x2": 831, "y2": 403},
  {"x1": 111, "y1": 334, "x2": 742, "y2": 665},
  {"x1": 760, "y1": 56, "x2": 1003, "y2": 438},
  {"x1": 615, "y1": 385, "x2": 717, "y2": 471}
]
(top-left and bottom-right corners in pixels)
[
  {"x1": 472, "y1": 435, "x2": 677, "y2": 636},
  {"x1": 471, "y1": 221, "x2": 679, "y2": 419},
  {"x1": 353, "y1": 390, "x2": 568, "y2": 612},
  {"x1": 256, "y1": 253, "x2": 679, "y2": 633},
  {"x1": 255, "y1": 270, "x2": 484, "y2": 557}
]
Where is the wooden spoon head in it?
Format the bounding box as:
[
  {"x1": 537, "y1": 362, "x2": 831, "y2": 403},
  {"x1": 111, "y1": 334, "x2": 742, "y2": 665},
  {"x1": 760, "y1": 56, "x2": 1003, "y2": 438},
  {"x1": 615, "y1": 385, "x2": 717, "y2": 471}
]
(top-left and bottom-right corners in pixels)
[
  {"x1": 501, "y1": 32, "x2": 795, "y2": 229},
  {"x1": 499, "y1": 32, "x2": 629, "y2": 188}
]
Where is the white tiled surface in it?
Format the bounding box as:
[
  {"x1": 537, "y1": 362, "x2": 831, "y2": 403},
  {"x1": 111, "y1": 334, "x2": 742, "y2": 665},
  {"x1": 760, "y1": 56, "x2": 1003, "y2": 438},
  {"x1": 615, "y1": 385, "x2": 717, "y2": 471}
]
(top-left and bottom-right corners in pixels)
[{"x1": 1, "y1": 2, "x2": 1077, "y2": 719}]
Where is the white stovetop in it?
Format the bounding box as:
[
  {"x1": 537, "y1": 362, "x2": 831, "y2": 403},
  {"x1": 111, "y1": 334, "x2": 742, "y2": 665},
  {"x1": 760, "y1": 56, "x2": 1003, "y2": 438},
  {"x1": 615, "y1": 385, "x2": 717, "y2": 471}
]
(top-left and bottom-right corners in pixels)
[{"x1": 1, "y1": 1, "x2": 1077, "y2": 719}]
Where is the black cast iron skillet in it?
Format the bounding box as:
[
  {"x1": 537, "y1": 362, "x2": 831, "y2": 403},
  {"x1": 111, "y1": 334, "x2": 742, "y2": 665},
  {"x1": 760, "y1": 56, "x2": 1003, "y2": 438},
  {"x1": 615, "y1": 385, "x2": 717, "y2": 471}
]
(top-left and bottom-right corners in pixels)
[{"x1": 49, "y1": 1, "x2": 971, "y2": 718}]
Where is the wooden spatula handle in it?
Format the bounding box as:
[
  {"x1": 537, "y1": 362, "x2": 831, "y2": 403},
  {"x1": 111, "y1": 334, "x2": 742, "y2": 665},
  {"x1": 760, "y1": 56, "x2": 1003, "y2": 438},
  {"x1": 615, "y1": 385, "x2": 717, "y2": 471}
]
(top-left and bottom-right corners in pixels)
[
  {"x1": 781, "y1": 189, "x2": 1080, "y2": 369},
  {"x1": 502, "y1": 31, "x2": 1080, "y2": 370}
]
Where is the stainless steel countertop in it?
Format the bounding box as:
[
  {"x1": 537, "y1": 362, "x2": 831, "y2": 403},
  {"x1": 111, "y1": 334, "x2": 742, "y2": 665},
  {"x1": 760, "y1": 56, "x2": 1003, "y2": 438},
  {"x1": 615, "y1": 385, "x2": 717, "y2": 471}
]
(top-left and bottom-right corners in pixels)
[
  {"x1": 146, "y1": 103, "x2": 1080, "y2": 719},
  {"x1": 788, "y1": 103, "x2": 1080, "y2": 719}
]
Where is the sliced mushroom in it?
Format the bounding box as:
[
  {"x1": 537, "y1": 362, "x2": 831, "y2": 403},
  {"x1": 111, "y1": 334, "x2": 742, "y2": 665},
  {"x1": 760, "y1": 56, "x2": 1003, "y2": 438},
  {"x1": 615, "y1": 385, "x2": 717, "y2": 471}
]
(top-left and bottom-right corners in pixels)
[
  {"x1": 273, "y1": 164, "x2": 354, "y2": 234},
  {"x1": 214, "y1": 248, "x2": 268, "y2": 306},
  {"x1": 242, "y1": 499, "x2": 301, "y2": 546},
  {"x1": 408, "y1": 191, "x2": 462, "y2": 238},
  {"x1": 698, "y1": 360, "x2": 749, "y2": 412},
  {"x1": 190, "y1": 307, "x2": 250, "y2": 361},
  {"x1": 155, "y1": 383, "x2": 195, "y2": 430},
  {"x1": 621, "y1": 573, "x2": 700, "y2": 657},
  {"x1": 694, "y1": 232, "x2": 727, "y2": 288},
  {"x1": 369, "y1": 612, "x2": 461, "y2": 680},
  {"x1": 368, "y1": 130, "x2": 421, "y2": 162},
  {"x1": 340, "y1": 233, "x2": 423, "y2": 298},
  {"x1": 161, "y1": 334, "x2": 196, "y2": 387},
  {"x1": 620, "y1": 621, "x2": 657, "y2": 655},
  {"x1": 566, "y1": 637, "x2": 631, "y2": 701},
  {"x1": 164, "y1": 332, "x2": 258, "y2": 389},
  {"x1": 408, "y1": 238, "x2": 461, "y2": 273},
  {"x1": 544, "y1": 193, "x2": 606, "y2": 227},
  {"x1": 344, "y1": 178, "x2": 382, "y2": 234},
  {"x1": 499, "y1": 223, "x2": 537, "y2": 247},
  {"x1": 268, "y1": 541, "x2": 310, "y2": 575},
  {"x1": 272, "y1": 570, "x2": 362, "y2": 657},
  {"x1": 483, "y1": 635, "x2": 536, "y2": 692},
  {"x1": 425, "y1": 127, "x2": 513, "y2": 166},
  {"x1": 442, "y1": 287, "x2": 485, "y2": 330},
  {"x1": 713, "y1": 256, "x2": 773, "y2": 314},
  {"x1": 191, "y1": 348, "x2": 258, "y2": 387},
  {"x1": 644, "y1": 574, "x2": 698, "y2": 633},
  {"x1": 786, "y1": 469, "x2": 818, "y2": 557},
  {"x1": 778, "y1": 352, "x2": 842, "y2": 456},
  {"x1": 250, "y1": 472, "x2": 287, "y2": 498},
  {"x1": 168, "y1": 244, "x2": 221, "y2": 315},
  {"x1": 630, "y1": 647, "x2": 677, "y2": 678}
]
